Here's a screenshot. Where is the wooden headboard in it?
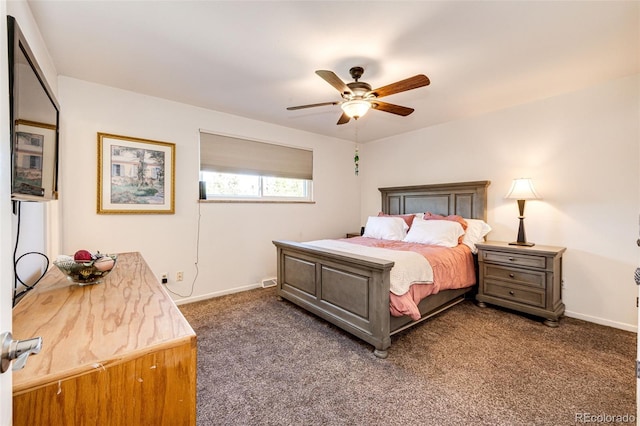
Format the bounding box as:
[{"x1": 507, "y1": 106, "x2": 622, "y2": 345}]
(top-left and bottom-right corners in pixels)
[{"x1": 380, "y1": 181, "x2": 490, "y2": 221}]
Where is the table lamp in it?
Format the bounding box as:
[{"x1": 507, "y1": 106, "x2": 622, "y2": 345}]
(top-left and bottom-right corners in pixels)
[{"x1": 505, "y1": 178, "x2": 540, "y2": 247}]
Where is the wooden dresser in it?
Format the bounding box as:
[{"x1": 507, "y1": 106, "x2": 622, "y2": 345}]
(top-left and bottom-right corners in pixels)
[
  {"x1": 476, "y1": 241, "x2": 566, "y2": 327},
  {"x1": 12, "y1": 252, "x2": 196, "y2": 425}
]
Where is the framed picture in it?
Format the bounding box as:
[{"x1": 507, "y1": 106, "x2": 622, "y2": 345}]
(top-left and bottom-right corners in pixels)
[
  {"x1": 12, "y1": 120, "x2": 58, "y2": 200},
  {"x1": 97, "y1": 133, "x2": 175, "y2": 214}
]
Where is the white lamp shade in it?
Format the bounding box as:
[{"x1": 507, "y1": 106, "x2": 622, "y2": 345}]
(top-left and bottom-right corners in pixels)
[
  {"x1": 505, "y1": 178, "x2": 541, "y2": 200},
  {"x1": 341, "y1": 100, "x2": 371, "y2": 118}
]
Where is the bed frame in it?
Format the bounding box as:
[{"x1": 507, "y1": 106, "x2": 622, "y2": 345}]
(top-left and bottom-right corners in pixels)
[{"x1": 273, "y1": 181, "x2": 490, "y2": 358}]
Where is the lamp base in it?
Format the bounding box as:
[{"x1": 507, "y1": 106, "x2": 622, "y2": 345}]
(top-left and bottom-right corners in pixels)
[{"x1": 509, "y1": 241, "x2": 535, "y2": 247}]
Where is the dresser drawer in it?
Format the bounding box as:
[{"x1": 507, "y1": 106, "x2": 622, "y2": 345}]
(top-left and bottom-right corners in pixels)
[
  {"x1": 483, "y1": 264, "x2": 546, "y2": 289},
  {"x1": 482, "y1": 250, "x2": 546, "y2": 269},
  {"x1": 484, "y1": 280, "x2": 545, "y2": 308}
]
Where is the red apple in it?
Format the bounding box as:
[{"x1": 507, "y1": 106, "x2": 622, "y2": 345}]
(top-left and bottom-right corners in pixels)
[{"x1": 73, "y1": 250, "x2": 93, "y2": 262}]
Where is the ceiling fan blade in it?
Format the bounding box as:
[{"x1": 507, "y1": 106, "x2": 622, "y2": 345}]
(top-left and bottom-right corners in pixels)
[
  {"x1": 371, "y1": 101, "x2": 415, "y2": 116},
  {"x1": 316, "y1": 70, "x2": 352, "y2": 94},
  {"x1": 369, "y1": 74, "x2": 430, "y2": 98},
  {"x1": 287, "y1": 101, "x2": 340, "y2": 111},
  {"x1": 337, "y1": 112, "x2": 351, "y2": 125}
]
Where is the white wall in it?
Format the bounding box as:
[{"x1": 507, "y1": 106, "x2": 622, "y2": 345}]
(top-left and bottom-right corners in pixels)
[
  {"x1": 360, "y1": 74, "x2": 640, "y2": 331},
  {"x1": 57, "y1": 77, "x2": 360, "y2": 302}
]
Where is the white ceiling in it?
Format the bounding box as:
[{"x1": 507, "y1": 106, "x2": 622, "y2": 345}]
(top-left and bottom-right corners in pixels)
[{"x1": 27, "y1": 0, "x2": 639, "y2": 143}]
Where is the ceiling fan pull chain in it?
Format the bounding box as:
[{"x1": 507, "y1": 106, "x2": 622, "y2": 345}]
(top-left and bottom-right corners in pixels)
[
  {"x1": 354, "y1": 147, "x2": 359, "y2": 176},
  {"x1": 354, "y1": 126, "x2": 360, "y2": 176}
]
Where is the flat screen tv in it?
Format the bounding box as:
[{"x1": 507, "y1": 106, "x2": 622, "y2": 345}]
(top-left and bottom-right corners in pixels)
[{"x1": 7, "y1": 15, "x2": 60, "y2": 201}]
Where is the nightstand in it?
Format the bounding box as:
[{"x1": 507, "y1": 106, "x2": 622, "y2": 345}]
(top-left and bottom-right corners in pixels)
[{"x1": 476, "y1": 241, "x2": 566, "y2": 327}]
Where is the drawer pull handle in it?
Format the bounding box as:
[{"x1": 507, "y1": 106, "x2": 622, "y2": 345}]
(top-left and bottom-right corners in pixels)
[
  {"x1": 509, "y1": 291, "x2": 515, "y2": 296},
  {"x1": 509, "y1": 273, "x2": 515, "y2": 278},
  {"x1": 508, "y1": 257, "x2": 515, "y2": 261}
]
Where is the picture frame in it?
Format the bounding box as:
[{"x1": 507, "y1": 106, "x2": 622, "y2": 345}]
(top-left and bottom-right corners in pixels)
[
  {"x1": 12, "y1": 120, "x2": 58, "y2": 200},
  {"x1": 97, "y1": 133, "x2": 175, "y2": 214}
]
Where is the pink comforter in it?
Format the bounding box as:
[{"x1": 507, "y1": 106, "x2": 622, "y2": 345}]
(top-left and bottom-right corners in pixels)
[{"x1": 341, "y1": 237, "x2": 476, "y2": 320}]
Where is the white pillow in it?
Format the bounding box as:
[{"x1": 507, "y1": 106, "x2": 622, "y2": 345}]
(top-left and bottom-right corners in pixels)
[
  {"x1": 402, "y1": 218, "x2": 465, "y2": 247},
  {"x1": 363, "y1": 216, "x2": 408, "y2": 240},
  {"x1": 462, "y1": 219, "x2": 492, "y2": 253}
]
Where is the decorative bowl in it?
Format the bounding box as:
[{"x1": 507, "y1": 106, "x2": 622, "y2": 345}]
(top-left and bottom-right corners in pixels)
[{"x1": 54, "y1": 253, "x2": 117, "y2": 285}]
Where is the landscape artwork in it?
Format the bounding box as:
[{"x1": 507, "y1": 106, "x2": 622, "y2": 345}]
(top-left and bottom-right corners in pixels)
[
  {"x1": 110, "y1": 145, "x2": 165, "y2": 205},
  {"x1": 97, "y1": 133, "x2": 175, "y2": 214}
]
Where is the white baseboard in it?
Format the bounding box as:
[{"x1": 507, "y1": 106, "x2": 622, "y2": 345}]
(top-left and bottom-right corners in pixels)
[
  {"x1": 173, "y1": 283, "x2": 263, "y2": 306},
  {"x1": 172, "y1": 289, "x2": 638, "y2": 334},
  {"x1": 565, "y1": 310, "x2": 637, "y2": 333}
]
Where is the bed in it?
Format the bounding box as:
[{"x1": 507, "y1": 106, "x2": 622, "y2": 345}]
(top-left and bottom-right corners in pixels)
[{"x1": 273, "y1": 180, "x2": 490, "y2": 358}]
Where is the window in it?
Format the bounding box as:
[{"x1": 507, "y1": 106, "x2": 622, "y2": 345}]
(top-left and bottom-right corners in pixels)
[
  {"x1": 27, "y1": 136, "x2": 42, "y2": 147},
  {"x1": 199, "y1": 131, "x2": 313, "y2": 202},
  {"x1": 28, "y1": 155, "x2": 41, "y2": 169}
]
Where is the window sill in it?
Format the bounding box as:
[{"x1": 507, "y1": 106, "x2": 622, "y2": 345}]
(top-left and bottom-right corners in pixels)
[{"x1": 198, "y1": 199, "x2": 315, "y2": 204}]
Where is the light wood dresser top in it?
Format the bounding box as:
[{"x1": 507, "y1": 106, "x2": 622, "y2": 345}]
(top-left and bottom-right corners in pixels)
[{"x1": 12, "y1": 251, "x2": 195, "y2": 394}]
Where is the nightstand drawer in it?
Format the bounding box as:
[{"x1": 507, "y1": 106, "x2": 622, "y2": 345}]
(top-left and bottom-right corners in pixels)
[
  {"x1": 484, "y1": 280, "x2": 545, "y2": 308},
  {"x1": 482, "y1": 250, "x2": 546, "y2": 269},
  {"x1": 483, "y1": 264, "x2": 546, "y2": 289}
]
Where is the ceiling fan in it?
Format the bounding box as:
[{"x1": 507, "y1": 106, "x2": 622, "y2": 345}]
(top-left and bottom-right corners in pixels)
[{"x1": 287, "y1": 66, "x2": 430, "y2": 125}]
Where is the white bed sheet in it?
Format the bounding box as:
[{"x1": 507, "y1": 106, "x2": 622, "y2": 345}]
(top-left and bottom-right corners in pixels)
[{"x1": 305, "y1": 239, "x2": 433, "y2": 295}]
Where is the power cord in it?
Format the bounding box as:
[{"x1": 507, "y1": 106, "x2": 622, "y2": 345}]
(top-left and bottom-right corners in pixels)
[
  {"x1": 163, "y1": 200, "x2": 200, "y2": 299},
  {"x1": 12, "y1": 201, "x2": 49, "y2": 306}
]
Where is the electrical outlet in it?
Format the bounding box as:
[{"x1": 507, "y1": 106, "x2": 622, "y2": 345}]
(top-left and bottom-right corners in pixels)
[
  {"x1": 176, "y1": 271, "x2": 184, "y2": 281},
  {"x1": 160, "y1": 273, "x2": 168, "y2": 284}
]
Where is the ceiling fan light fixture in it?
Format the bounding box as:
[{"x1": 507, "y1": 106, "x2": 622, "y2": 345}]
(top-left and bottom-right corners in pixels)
[
  {"x1": 287, "y1": 68, "x2": 429, "y2": 125},
  {"x1": 341, "y1": 99, "x2": 371, "y2": 119}
]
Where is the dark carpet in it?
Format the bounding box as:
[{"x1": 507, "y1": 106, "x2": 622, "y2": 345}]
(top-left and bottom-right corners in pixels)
[{"x1": 180, "y1": 287, "x2": 635, "y2": 425}]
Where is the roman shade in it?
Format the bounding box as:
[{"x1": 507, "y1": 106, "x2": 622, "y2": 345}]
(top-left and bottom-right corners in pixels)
[{"x1": 200, "y1": 131, "x2": 313, "y2": 180}]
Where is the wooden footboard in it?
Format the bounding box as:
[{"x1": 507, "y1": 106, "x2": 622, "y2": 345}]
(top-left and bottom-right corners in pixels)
[
  {"x1": 274, "y1": 240, "x2": 395, "y2": 358},
  {"x1": 274, "y1": 240, "x2": 476, "y2": 358}
]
